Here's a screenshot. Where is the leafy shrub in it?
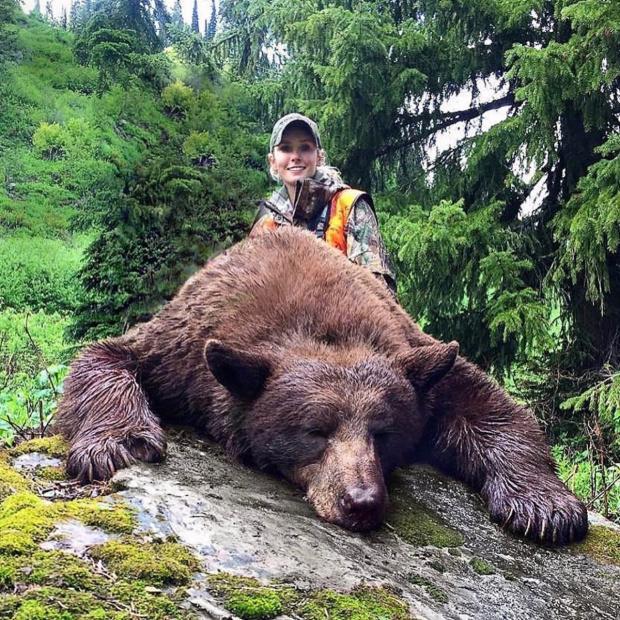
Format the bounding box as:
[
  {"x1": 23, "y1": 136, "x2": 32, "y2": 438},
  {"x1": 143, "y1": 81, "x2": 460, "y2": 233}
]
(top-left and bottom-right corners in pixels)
[
  {"x1": 32, "y1": 122, "x2": 66, "y2": 159},
  {"x1": 0, "y1": 309, "x2": 71, "y2": 443},
  {"x1": 182, "y1": 131, "x2": 213, "y2": 161},
  {"x1": 0, "y1": 236, "x2": 85, "y2": 312},
  {"x1": 161, "y1": 80, "x2": 195, "y2": 118},
  {"x1": 553, "y1": 445, "x2": 620, "y2": 521},
  {"x1": 0, "y1": 364, "x2": 67, "y2": 443},
  {"x1": 0, "y1": 309, "x2": 70, "y2": 382}
]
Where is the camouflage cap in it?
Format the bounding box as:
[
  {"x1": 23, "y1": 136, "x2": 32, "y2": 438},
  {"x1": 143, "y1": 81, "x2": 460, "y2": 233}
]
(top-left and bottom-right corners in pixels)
[{"x1": 269, "y1": 113, "x2": 322, "y2": 151}]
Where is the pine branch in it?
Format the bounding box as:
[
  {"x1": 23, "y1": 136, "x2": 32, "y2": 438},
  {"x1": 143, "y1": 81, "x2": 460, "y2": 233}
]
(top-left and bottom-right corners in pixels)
[{"x1": 378, "y1": 93, "x2": 517, "y2": 156}]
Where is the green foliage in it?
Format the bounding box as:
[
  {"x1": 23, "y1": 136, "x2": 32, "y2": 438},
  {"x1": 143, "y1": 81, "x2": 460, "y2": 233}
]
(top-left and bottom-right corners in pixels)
[
  {"x1": 382, "y1": 199, "x2": 550, "y2": 367},
  {"x1": 0, "y1": 236, "x2": 85, "y2": 313},
  {"x1": 561, "y1": 370, "x2": 620, "y2": 444},
  {"x1": 74, "y1": 15, "x2": 171, "y2": 93},
  {"x1": 161, "y1": 79, "x2": 195, "y2": 118},
  {"x1": 554, "y1": 444, "x2": 620, "y2": 520},
  {"x1": 552, "y1": 133, "x2": 620, "y2": 308},
  {"x1": 0, "y1": 310, "x2": 71, "y2": 443},
  {"x1": 32, "y1": 122, "x2": 66, "y2": 159},
  {"x1": 182, "y1": 130, "x2": 212, "y2": 160}
]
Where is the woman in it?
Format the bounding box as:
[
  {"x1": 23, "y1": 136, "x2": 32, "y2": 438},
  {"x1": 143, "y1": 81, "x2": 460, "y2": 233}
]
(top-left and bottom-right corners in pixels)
[{"x1": 250, "y1": 113, "x2": 396, "y2": 293}]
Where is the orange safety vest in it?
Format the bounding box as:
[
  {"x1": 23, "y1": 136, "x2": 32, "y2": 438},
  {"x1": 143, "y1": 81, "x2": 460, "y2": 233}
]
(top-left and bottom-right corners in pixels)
[{"x1": 251, "y1": 188, "x2": 367, "y2": 256}]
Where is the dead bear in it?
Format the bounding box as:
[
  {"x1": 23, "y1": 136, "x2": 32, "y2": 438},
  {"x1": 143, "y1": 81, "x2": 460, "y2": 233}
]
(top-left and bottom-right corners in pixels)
[{"x1": 55, "y1": 226, "x2": 588, "y2": 544}]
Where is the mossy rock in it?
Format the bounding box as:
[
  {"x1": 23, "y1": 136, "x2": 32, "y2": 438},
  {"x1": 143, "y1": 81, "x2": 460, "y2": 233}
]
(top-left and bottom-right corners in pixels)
[
  {"x1": 0, "y1": 456, "x2": 31, "y2": 500},
  {"x1": 0, "y1": 490, "x2": 136, "y2": 556},
  {"x1": 90, "y1": 538, "x2": 200, "y2": 586},
  {"x1": 36, "y1": 465, "x2": 68, "y2": 481},
  {"x1": 208, "y1": 573, "x2": 298, "y2": 620},
  {"x1": 386, "y1": 494, "x2": 464, "y2": 548},
  {"x1": 207, "y1": 573, "x2": 412, "y2": 620},
  {"x1": 300, "y1": 585, "x2": 411, "y2": 620},
  {"x1": 8, "y1": 435, "x2": 68, "y2": 458},
  {"x1": 63, "y1": 498, "x2": 135, "y2": 534},
  {"x1": 406, "y1": 573, "x2": 448, "y2": 604},
  {"x1": 469, "y1": 557, "x2": 495, "y2": 575},
  {"x1": 574, "y1": 525, "x2": 620, "y2": 566}
]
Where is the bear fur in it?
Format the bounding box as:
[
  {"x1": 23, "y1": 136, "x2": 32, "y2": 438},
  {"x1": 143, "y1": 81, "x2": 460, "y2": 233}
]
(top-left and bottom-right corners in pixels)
[{"x1": 56, "y1": 227, "x2": 588, "y2": 544}]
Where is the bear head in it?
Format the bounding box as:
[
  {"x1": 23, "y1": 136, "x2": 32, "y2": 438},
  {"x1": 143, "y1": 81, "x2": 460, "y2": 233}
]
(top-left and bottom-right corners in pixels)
[{"x1": 205, "y1": 339, "x2": 458, "y2": 531}]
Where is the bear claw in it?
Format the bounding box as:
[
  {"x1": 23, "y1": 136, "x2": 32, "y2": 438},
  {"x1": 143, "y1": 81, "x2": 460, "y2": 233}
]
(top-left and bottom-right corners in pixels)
[
  {"x1": 486, "y1": 482, "x2": 588, "y2": 545},
  {"x1": 67, "y1": 430, "x2": 166, "y2": 483}
]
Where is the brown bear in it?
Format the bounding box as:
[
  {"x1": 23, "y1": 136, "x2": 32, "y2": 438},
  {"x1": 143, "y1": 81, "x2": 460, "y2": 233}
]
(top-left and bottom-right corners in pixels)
[{"x1": 56, "y1": 227, "x2": 587, "y2": 544}]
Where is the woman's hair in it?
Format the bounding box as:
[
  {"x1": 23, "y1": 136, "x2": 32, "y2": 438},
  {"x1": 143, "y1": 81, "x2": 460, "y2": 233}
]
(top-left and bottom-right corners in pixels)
[{"x1": 315, "y1": 163, "x2": 345, "y2": 185}]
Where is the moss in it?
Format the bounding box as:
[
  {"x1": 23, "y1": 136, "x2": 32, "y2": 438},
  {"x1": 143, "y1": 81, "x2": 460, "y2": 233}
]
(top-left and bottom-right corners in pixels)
[
  {"x1": 0, "y1": 563, "x2": 15, "y2": 589},
  {"x1": 300, "y1": 585, "x2": 411, "y2": 620},
  {"x1": 80, "y1": 610, "x2": 130, "y2": 620},
  {"x1": 1, "y1": 580, "x2": 192, "y2": 619},
  {"x1": 427, "y1": 559, "x2": 446, "y2": 573},
  {"x1": 208, "y1": 573, "x2": 297, "y2": 620},
  {"x1": 110, "y1": 581, "x2": 195, "y2": 620},
  {"x1": 37, "y1": 465, "x2": 67, "y2": 481},
  {"x1": 12, "y1": 599, "x2": 72, "y2": 620},
  {"x1": 406, "y1": 574, "x2": 448, "y2": 604},
  {"x1": 0, "y1": 490, "x2": 135, "y2": 558},
  {"x1": 469, "y1": 557, "x2": 495, "y2": 575},
  {"x1": 227, "y1": 590, "x2": 283, "y2": 620},
  {"x1": 0, "y1": 492, "x2": 54, "y2": 554},
  {"x1": 90, "y1": 538, "x2": 199, "y2": 586},
  {"x1": 64, "y1": 498, "x2": 135, "y2": 534},
  {"x1": 386, "y1": 493, "x2": 464, "y2": 548},
  {"x1": 575, "y1": 525, "x2": 620, "y2": 566},
  {"x1": 0, "y1": 551, "x2": 102, "y2": 592},
  {"x1": 27, "y1": 550, "x2": 106, "y2": 590},
  {"x1": 0, "y1": 594, "x2": 21, "y2": 615},
  {"x1": 20, "y1": 586, "x2": 105, "y2": 616},
  {"x1": 0, "y1": 457, "x2": 31, "y2": 500},
  {"x1": 0, "y1": 490, "x2": 44, "y2": 518},
  {"x1": 8, "y1": 435, "x2": 68, "y2": 458},
  {"x1": 207, "y1": 574, "x2": 411, "y2": 620},
  {"x1": 447, "y1": 547, "x2": 461, "y2": 556}
]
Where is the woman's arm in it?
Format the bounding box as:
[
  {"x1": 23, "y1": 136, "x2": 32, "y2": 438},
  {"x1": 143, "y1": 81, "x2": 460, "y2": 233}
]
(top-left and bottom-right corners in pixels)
[{"x1": 346, "y1": 197, "x2": 397, "y2": 293}]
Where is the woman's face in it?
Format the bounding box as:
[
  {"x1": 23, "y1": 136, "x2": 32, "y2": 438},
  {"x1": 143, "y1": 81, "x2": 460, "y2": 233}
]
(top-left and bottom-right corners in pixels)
[{"x1": 268, "y1": 126, "x2": 321, "y2": 198}]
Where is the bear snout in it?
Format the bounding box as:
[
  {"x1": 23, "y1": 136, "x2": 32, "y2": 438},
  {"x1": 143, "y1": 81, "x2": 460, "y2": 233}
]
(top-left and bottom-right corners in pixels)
[{"x1": 339, "y1": 483, "x2": 387, "y2": 531}]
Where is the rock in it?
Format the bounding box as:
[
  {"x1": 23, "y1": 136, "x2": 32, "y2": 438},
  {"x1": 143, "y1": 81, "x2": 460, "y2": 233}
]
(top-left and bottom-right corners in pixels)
[
  {"x1": 108, "y1": 431, "x2": 619, "y2": 620},
  {"x1": 2, "y1": 430, "x2": 619, "y2": 620}
]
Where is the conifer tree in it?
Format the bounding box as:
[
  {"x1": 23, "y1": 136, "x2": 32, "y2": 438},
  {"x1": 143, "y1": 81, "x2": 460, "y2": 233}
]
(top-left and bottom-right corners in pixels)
[
  {"x1": 206, "y1": 0, "x2": 216, "y2": 40},
  {"x1": 68, "y1": 0, "x2": 81, "y2": 30},
  {"x1": 191, "y1": 0, "x2": 199, "y2": 34},
  {"x1": 60, "y1": 6, "x2": 67, "y2": 28},
  {"x1": 153, "y1": 0, "x2": 169, "y2": 43},
  {"x1": 32, "y1": 0, "x2": 42, "y2": 17},
  {"x1": 44, "y1": 0, "x2": 53, "y2": 22},
  {"x1": 171, "y1": 0, "x2": 183, "y2": 27}
]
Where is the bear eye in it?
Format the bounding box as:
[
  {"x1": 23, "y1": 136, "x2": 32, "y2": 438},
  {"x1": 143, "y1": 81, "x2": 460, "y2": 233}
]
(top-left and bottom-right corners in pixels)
[{"x1": 307, "y1": 429, "x2": 328, "y2": 439}]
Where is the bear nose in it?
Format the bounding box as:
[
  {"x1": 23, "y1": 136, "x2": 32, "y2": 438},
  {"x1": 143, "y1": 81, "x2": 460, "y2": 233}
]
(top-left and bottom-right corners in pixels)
[{"x1": 340, "y1": 485, "x2": 383, "y2": 516}]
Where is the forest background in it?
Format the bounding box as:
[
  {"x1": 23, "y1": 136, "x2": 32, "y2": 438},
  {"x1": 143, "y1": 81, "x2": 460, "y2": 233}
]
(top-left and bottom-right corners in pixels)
[{"x1": 0, "y1": 0, "x2": 618, "y2": 521}]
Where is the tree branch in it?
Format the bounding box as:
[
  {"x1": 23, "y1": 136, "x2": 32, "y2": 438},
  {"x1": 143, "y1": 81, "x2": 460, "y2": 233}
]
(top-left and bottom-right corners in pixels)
[{"x1": 377, "y1": 93, "x2": 517, "y2": 157}]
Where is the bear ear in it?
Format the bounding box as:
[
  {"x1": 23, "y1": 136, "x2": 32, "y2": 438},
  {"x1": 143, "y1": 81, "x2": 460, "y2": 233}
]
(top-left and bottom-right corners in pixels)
[
  {"x1": 204, "y1": 339, "x2": 272, "y2": 400},
  {"x1": 396, "y1": 341, "x2": 459, "y2": 392}
]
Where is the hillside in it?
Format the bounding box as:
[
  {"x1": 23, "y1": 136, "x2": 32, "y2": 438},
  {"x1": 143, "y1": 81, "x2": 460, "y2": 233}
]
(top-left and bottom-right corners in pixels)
[{"x1": 0, "y1": 11, "x2": 268, "y2": 440}]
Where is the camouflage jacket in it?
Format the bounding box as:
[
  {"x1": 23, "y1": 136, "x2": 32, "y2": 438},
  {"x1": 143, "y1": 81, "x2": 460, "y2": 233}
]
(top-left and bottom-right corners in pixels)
[{"x1": 251, "y1": 171, "x2": 396, "y2": 291}]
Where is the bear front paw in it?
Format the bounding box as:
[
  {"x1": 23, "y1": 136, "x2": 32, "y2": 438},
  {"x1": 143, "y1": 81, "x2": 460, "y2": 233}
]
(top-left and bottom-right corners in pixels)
[
  {"x1": 484, "y1": 480, "x2": 588, "y2": 545},
  {"x1": 67, "y1": 429, "x2": 167, "y2": 483}
]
